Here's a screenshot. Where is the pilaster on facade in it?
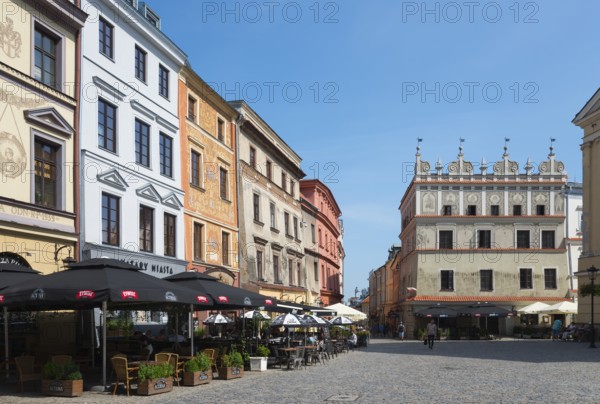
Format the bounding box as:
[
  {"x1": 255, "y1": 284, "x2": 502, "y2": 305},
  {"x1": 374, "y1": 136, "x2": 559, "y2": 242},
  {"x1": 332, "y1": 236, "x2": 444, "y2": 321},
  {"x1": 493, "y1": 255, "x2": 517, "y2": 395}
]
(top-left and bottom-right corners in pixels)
[
  {"x1": 230, "y1": 100, "x2": 308, "y2": 304},
  {"x1": 0, "y1": 0, "x2": 86, "y2": 273},
  {"x1": 79, "y1": 0, "x2": 187, "y2": 278}
]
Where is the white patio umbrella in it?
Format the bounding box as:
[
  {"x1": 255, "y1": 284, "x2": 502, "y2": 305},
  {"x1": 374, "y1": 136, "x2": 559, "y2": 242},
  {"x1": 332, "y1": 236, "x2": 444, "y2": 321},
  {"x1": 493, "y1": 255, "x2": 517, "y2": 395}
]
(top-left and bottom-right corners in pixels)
[
  {"x1": 271, "y1": 313, "x2": 305, "y2": 347},
  {"x1": 517, "y1": 302, "x2": 550, "y2": 314},
  {"x1": 330, "y1": 316, "x2": 354, "y2": 325},
  {"x1": 243, "y1": 310, "x2": 271, "y2": 320},
  {"x1": 539, "y1": 301, "x2": 578, "y2": 314},
  {"x1": 203, "y1": 313, "x2": 233, "y2": 338}
]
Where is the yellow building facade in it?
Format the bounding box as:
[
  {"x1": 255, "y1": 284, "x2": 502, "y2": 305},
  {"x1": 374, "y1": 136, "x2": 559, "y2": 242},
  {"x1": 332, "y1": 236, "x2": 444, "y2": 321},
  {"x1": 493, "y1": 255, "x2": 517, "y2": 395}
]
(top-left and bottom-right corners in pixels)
[{"x1": 0, "y1": 0, "x2": 86, "y2": 273}]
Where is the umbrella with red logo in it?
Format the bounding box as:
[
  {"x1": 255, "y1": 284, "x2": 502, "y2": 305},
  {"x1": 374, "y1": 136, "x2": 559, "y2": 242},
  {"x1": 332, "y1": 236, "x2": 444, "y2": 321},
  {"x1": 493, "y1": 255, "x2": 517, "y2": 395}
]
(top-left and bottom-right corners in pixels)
[{"x1": 165, "y1": 271, "x2": 277, "y2": 310}]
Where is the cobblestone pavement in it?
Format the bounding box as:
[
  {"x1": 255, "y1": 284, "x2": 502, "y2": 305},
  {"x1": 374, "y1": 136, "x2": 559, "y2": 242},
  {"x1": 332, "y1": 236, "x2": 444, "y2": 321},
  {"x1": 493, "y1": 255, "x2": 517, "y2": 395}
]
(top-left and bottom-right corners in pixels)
[{"x1": 2, "y1": 339, "x2": 599, "y2": 403}]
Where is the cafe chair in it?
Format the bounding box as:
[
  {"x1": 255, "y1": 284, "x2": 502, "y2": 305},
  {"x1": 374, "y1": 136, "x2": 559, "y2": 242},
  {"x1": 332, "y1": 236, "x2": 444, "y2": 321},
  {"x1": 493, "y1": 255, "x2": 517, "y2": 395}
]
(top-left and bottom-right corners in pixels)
[
  {"x1": 168, "y1": 353, "x2": 182, "y2": 386},
  {"x1": 15, "y1": 355, "x2": 42, "y2": 392},
  {"x1": 201, "y1": 349, "x2": 218, "y2": 376},
  {"x1": 155, "y1": 352, "x2": 171, "y2": 364},
  {"x1": 51, "y1": 355, "x2": 72, "y2": 365},
  {"x1": 111, "y1": 356, "x2": 138, "y2": 397}
]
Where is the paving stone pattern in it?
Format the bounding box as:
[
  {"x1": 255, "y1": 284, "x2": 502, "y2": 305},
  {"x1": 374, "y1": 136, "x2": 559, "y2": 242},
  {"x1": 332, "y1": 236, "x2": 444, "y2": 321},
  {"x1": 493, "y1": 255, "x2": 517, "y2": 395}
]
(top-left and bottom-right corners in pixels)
[{"x1": 2, "y1": 339, "x2": 599, "y2": 403}]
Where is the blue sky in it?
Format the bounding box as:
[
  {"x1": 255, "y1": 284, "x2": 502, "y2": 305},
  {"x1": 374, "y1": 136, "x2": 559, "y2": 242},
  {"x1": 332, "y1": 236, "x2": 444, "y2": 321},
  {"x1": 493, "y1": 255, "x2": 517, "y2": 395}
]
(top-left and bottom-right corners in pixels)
[{"x1": 151, "y1": 0, "x2": 599, "y2": 299}]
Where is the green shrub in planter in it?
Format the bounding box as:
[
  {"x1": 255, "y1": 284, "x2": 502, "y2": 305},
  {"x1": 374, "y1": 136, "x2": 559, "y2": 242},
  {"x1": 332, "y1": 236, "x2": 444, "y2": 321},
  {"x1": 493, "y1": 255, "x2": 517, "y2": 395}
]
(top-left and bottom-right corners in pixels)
[
  {"x1": 184, "y1": 352, "x2": 212, "y2": 372},
  {"x1": 256, "y1": 345, "x2": 270, "y2": 357},
  {"x1": 42, "y1": 362, "x2": 82, "y2": 381},
  {"x1": 138, "y1": 362, "x2": 173, "y2": 383},
  {"x1": 222, "y1": 351, "x2": 244, "y2": 368}
]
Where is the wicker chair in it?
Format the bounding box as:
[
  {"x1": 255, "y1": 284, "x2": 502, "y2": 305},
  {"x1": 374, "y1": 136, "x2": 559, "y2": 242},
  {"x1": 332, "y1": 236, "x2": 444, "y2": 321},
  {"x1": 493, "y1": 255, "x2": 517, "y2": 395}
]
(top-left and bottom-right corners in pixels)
[
  {"x1": 51, "y1": 355, "x2": 72, "y2": 365},
  {"x1": 110, "y1": 356, "x2": 138, "y2": 396},
  {"x1": 15, "y1": 356, "x2": 41, "y2": 392},
  {"x1": 201, "y1": 349, "x2": 218, "y2": 375},
  {"x1": 154, "y1": 352, "x2": 171, "y2": 364},
  {"x1": 168, "y1": 353, "x2": 183, "y2": 386}
]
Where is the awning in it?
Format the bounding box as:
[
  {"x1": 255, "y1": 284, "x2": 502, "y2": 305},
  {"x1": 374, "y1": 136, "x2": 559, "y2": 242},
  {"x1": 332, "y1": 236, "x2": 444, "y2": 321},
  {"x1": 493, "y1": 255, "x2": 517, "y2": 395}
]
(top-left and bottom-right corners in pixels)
[{"x1": 272, "y1": 302, "x2": 336, "y2": 316}]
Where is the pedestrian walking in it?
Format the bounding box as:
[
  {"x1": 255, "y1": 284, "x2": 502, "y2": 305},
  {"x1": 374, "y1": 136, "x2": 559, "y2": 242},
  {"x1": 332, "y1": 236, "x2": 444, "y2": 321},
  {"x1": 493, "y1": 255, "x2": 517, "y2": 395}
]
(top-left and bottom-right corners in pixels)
[
  {"x1": 426, "y1": 319, "x2": 437, "y2": 349},
  {"x1": 398, "y1": 322, "x2": 405, "y2": 340}
]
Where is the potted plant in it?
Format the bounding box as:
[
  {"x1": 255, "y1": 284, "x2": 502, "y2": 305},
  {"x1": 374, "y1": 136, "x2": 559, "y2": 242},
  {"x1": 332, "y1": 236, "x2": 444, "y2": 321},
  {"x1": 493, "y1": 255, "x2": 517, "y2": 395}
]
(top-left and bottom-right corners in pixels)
[
  {"x1": 182, "y1": 352, "x2": 212, "y2": 386},
  {"x1": 218, "y1": 350, "x2": 244, "y2": 380},
  {"x1": 249, "y1": 345, "x2": 270, "y2": 372},
  {"x1": 42, "y1": 361, "x2": 83, "y2": 397},
  {"x1": 137, "y1": 362, "x2": 173, "y2": 395}
]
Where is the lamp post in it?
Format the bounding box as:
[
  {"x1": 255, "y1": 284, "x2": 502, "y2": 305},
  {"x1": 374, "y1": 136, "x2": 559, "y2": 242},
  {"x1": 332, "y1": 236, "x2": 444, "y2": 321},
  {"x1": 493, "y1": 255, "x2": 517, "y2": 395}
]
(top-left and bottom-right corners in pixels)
[{"x1": 588, "y1": 266, "x2": 598, "y2": 348}]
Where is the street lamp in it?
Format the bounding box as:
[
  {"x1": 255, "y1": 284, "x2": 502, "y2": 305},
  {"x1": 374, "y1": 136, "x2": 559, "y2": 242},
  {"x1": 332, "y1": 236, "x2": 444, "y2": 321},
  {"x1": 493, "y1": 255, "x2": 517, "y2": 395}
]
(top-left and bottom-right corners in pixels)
[{"x1": 588, "y1": 266, "x2": 599, "y2": 348}]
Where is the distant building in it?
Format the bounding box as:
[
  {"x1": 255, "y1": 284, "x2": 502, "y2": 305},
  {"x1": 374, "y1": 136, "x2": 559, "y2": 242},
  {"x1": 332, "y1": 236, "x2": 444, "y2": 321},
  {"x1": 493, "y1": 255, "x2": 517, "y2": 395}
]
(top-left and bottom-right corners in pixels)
[{"x1": 398, "y1": 143, "x2": 570, "y2": 338}]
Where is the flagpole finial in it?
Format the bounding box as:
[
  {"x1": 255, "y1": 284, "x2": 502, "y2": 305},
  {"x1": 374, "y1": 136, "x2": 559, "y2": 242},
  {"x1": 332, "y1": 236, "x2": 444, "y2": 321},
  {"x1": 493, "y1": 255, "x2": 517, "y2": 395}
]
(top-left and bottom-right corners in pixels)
[
  {"x1": 458, "y1": 138, "x2": 465, "y2": 156},
  {"x1": 503, "y1": 138, "x2": 510, "y2": 157},
  {"x1": 416, "y1": 137, "x2": 423, "y2": 154},
  {"x1": 549, "y1": 137, "x2": 556, "y2": 156}
]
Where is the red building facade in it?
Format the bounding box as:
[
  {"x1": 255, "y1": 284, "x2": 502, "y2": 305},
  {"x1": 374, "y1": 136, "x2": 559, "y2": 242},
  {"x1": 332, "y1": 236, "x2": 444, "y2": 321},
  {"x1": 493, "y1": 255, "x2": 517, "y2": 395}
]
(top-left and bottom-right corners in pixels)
[{"x1": 300, "y1": 180, "x2": 343, "y2": 305}]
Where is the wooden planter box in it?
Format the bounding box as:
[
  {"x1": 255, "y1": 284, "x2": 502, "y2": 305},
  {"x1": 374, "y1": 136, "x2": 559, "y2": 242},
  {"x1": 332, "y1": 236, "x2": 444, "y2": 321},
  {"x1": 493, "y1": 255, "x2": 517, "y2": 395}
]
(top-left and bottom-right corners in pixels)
[
  {"x1": 249, "y1": 357, "x2": 267, "y2": 372},
  {"x1": 137, "y1": 378, "x2": 173, "y2": 396},
  {"x1": 218, "y1": 366, "x2": 244, "y2": 380},
  {"x1": 42, "y1": 379, "x2": 83, "y2": 397},
  {"x1": 182, "y1": 370, "x2": 212, "y2": 386}
]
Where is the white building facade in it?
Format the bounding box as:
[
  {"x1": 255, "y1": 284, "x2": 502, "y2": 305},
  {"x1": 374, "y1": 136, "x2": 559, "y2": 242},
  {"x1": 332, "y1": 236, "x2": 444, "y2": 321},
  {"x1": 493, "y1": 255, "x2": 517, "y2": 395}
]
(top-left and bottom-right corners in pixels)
[{"x1": 79, "y1": 0, "x2": 187, "y2": 277}]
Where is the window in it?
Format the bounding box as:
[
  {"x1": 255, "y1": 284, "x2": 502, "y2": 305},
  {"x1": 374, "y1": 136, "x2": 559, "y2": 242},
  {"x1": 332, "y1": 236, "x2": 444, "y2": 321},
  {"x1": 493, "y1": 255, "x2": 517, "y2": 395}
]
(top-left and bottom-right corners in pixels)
[
  {"x1": 443, "y1": 205, "x2": 452, "y2": 216},
  {"x1": 293, "y1": 217, "x2": 298, "y2": 239},
  {"x1": 544, "y1": 268, "x2": 557, "y2": 289},
  {"x1": 467, "y1": 205, "x2": 476, "y2": 215},
  {"x1": 187, "y1": 96, "x2": 197, "y2": 121},
  {"x1": 221, "y1": 232, "x2": 230, "y2": 265},
  {"x1": 253, "y1": 193, "x2": 260, "y2": 222},
  {"x1": 159, "y1": 133, "x2": 172, "y2": 177},
  {"x1": 290, "y1": 180, "x2": 295, "y2": 197},
  {"x1": 217, "y1": 118, "x2": 224, "y2": 142},
  {"x1": 190, "y1": 150, "x2": 201, "y2": 187},
  {"x1": 289, "y1": 259, "x2": 294, "y2": 285},
  {"x1": 440, "y1": 270, "x2": 454, "y2": 291},
  {"x1": 193, "y1": 222, "x2": 203, "y2": 261},
  {"x1": 98, "y1": 99, "x2": 116, "y2": 152},
  {"x1": 520, "y1": 268, "x2": 533, "y2": 289},
  {"x1": 266, "y1": 160, "x2": 272, "y2": 180},
  {"x1": 314, "y1": 262, "x2": 318, "y2": 281},
  {"x1": 135, "y1": 45, "x2": 146, "y2": 81},
  {"x1": 281, "y1": 172, "x2": 287, "y2": 192},
  {"x1": 139, "y1": 205, "x2": 153, "y2": 252},
  {"x1": 536, "y1": 205, "x2": 545, "y2": 216},
  {"x1": 480, "y1": 269, "x2": 493, "y2": 291},
  {"x1": 34, "y1": 25, "x2": 58, "y2": 88},
  {"x1": 541, "y1": 230, "x2": 555, "y2": 249},
  {"x1": 135, "y1": 119, "x2": 150, "y2": 167},
  {"x1": 34, "y1": 138, "x2": 59, "y2": 208},
  {"x1": 219, "y1": 167, "x2": 228, "y2": 199},
  {"x1": 513, "y1": 205, "x2": 522, "y2": 216},
  {"x1": 270, "y1": 202, "x2": 276, "y2": 228},
  {"x1": 99, "y1": 17, "x2": 113, "y2": 58},
  {"x1": 439, "y1": 230, "x2": 453, "y2": 249},
  {"x1": 164, "y1": 213, "x2": 176, "y2": 257},
  {"x1": 284, "y1": 212, "x2": 290, "y2": 236},
  {"x1": 297, "y1": 263, "x2": 302, "y2": 287},
  {"x1": 158, "y1": 65, "x2": 169, "y2": 98},
  {"x1": 102, "y1": 193, "x2": 119, "y2": 246},
  {"x1": 490, "y1": 205, "x2": 500, "y2": 216},
  {"x1": 516, "y1": 230, "x2": 530, "y2": 248},
  {"x1": 249, "y1": 147, "x2": 256, "y2": 168},
  {"x1": 256, "y1": 250, "x2": 263, "y2": 280},
  {"x1": 273, "y1": 255, "x2": 280, "y2": 283},
  {"x1": 478, "y1": 230, "x2": 491, "y2": 248},
  {"x1": 311, "y1": 224, "x2": 316, "y2": 243},
  {"x1": 318, "y1": 228, "x2": 322, "y2": 246}
]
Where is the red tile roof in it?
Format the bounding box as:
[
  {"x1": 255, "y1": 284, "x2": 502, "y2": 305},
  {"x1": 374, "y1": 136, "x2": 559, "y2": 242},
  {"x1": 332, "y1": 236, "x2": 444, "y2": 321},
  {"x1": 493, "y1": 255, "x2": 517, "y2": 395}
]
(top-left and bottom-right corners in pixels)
[{"x1": 409, "y1": 295, "x2": 570, "y2": 303}]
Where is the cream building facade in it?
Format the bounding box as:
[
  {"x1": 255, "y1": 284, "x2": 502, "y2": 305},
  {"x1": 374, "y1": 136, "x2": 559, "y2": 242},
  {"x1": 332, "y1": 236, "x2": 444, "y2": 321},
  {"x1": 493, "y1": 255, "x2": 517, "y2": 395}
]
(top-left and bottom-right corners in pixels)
[
  {"x1": 0, "y1": 0, "x2": 86, "y2": 273},
  {"x1": 398, "y1": 144, "x2": 570, "y2": 337}
]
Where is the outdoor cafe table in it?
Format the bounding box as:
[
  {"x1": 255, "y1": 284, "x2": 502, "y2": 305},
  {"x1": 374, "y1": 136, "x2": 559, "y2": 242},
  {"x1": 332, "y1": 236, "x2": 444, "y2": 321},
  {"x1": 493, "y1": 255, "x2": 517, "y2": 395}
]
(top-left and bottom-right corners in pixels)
[{"x1": 278, "y1": 347, "x2": 299, "y2": 369}]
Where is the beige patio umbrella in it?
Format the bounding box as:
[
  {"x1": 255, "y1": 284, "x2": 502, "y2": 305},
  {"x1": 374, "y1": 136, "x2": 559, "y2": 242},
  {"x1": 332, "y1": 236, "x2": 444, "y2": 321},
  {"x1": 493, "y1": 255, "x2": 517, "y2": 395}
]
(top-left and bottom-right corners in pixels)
[
  {"x1": 517, "y1": 302, "x2": 550, "y2": 314},
  {"x1": 539, "y1": 301, "x2": 578, "y2": 314}
]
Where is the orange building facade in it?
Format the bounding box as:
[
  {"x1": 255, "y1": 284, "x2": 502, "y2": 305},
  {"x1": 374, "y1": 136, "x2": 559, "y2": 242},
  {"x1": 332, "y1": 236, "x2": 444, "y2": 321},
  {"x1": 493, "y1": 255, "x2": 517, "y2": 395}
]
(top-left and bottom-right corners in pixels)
[{"x1": 178, "y1": 66, "x2": 240, "y2": 285}]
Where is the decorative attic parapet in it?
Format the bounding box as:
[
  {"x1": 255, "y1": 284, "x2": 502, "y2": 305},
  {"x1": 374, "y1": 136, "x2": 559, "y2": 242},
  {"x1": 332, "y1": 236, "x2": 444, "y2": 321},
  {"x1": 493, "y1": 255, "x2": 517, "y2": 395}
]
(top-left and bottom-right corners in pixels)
[
  {"x1": 414, "y1": 141, "x2": 430, "y2": 175},
  {"x1": 492, "y1": 140, "x2": 519, "y2": 175},
  {"x1": 447, "y1": 139, "x2": 473, "y2": 176},
  {"x1": 538, "y1": 140, "x2": 565, "y2": 176}
]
